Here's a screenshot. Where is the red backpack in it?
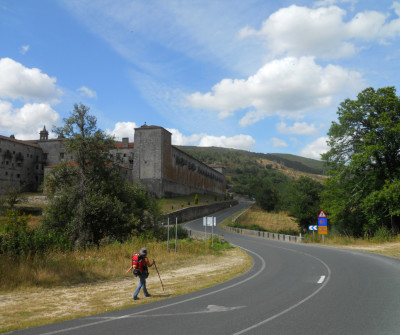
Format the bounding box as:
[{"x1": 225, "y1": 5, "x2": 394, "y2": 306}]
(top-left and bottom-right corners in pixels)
[{"x1": 131, "y1": 254, "x2": 144, "y2": 276}]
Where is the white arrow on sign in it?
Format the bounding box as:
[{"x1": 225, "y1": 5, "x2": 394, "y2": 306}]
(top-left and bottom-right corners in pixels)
[{"x1": 309, "y1": 225, "x2": 318, "y2": 231}]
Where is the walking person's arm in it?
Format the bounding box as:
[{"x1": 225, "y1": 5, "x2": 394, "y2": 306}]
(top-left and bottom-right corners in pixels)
[{"x1": 144, "y1": 257, "x2": 155, "y2": 267}]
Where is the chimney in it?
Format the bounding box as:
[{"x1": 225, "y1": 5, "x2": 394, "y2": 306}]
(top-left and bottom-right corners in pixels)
[{"x1": 122, "y1": 137, "x2": 129, "y2": 148}]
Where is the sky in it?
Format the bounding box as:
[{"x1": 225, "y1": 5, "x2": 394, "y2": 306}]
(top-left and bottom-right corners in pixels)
[{"x1": 1, "y1": 0, "x2": 400, "y2": 160}]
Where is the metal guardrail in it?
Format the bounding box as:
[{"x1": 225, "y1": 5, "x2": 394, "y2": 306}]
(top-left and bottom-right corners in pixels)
[
  {"x1": 223, "y1": 226, "x2": 304, "y2": 243},
  {"x1": 224, "y1": 203, "x2": 304, "y2": 243}
]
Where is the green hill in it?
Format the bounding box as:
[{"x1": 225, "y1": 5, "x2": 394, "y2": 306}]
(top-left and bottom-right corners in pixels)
[{"x1": 177, "y1": 146, "x2": 327, "y2": 195}]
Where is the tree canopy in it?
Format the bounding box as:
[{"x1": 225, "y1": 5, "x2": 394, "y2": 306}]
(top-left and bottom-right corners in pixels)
[
  {"x1": 43, "y1": 104, "x2": 160, "y2": 248},
  {"x1": 322, "y1": 87, "x2": 400, "y2": 236}
]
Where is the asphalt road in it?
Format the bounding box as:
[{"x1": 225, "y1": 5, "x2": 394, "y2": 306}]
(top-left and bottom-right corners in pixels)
[{"x1": 11, "y1": 202, "x2": 400, "y2": 335}]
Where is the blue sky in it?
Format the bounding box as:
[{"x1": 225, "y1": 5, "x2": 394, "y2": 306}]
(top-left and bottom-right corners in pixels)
[{"x1": 1, "y1": 0, "x2": 400, "y2": 159}]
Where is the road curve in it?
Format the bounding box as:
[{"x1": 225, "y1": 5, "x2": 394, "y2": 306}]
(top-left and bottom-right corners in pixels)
[{"x1": 11, "y1": 202, "x2": 400, "y2": 335}]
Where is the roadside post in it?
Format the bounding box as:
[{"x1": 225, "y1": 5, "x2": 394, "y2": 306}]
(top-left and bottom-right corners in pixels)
[
  {"x1": 175, "y1": 217, "x2": 178, "y2": 253},
  {"x1": 167, "y1": 217, "x2": 170, "y2": 252},
  {"x1": 203, "y1": 217, "x2": 207, "y2": 247},
  {"x1": 317, "y1": 210, "x2": 328, "y2": 243}
]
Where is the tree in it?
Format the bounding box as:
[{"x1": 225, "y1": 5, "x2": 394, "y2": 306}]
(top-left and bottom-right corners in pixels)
[
  {"x1": 288, "y1": 176, "x2": 322, "y2": 233},
  {"x1": 253, "y1": 177, "x2": 280, "y2": 212},
  {"x1": 43, "y1": 104, "x2": 160, "y2": 248},
  {"x1": 322, "y1": 87, "x2": 400, "y2": 236}
]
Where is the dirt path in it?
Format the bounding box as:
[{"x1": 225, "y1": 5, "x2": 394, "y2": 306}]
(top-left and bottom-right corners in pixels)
[{"x1": 0, "y1": 248, "x2": 251, "y2": 332}]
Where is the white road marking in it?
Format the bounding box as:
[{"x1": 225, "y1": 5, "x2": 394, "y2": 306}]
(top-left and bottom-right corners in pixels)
[{"x1": 318, "y1": 275, "x2": 326, "y2": 284}]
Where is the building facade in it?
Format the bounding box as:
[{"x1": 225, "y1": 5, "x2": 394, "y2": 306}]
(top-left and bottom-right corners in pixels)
[
  {"x1": 132, "y1": 125, "x2": 225, "y2": 197},
  {"x1": 1, "y1": 125, "x2": 225, "y2": 197}
]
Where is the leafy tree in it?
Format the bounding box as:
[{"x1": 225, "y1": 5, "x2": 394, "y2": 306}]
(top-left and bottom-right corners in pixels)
[
  {"x1": 288, "y1": 176, "x2": 322, "y2": 233},
  {"x1": 322, "y1": 87, "x2": 400, "y2": 236},
  {"x1": 253, "y1": 177, "x2": 280, "y2": 212},
  {"x1": 43, "y1": 104, "x2": 160, "y2": 248}
]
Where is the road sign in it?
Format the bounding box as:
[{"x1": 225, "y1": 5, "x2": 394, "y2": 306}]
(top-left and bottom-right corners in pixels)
[
  {"x1": 309, "y1": 225, "x2": 317, "y2": 231},
  {"x1": 203, "y1": 217, "x2": 216, "y2": 226},
  {"x1": 318, "y1": 226, "x2": 328, "y2": 235},
  {"x1": 318, "y1": 210, "x2": 328, "y2": 235}
]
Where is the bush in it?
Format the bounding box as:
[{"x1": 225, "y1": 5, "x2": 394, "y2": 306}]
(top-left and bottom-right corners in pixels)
[
  {"x1": 372, "y1": 226, "x2": 392, "y2": 243},
  {"x1": 0, "y1": 210, "x2": 70, "y2": 256}
]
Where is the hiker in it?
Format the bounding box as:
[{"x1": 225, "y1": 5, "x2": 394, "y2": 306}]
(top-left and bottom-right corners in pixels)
[{"x1": 126, "y1": 247, "x2": 155, "y2": 300}]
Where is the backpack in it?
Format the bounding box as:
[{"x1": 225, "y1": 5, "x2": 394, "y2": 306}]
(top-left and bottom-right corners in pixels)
[{"x1": 131, "y1": 253, "x2": 145, "y2": 277}]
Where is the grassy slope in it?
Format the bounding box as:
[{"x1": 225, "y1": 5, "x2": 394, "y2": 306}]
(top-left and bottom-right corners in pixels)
[{"x1": 177, "y1": 146, "x2": 327, "y2": 183}]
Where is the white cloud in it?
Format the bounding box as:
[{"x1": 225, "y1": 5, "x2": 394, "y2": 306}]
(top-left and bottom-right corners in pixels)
[
  {"x1": 77, "y1": 86, "x2": 97, "y2": 98},
  {"x1": 0, "y1": 58, "x2": 63, "y2": 139},
  {"x1": 20, "y1": 45, "x2": 30, "y2": 55},
  {"x1": 0, "y1": 58, "x2": 62, "y2": 102},
  {"x1": 239, "y1": 3, "x2": 400, "y2": 59},
  {"x1": 198, "y1": 134, "x2": 255, "y2": 151},
  {"x1": 271, "y1": 137, "x2": 288, "y2": 148},
  {"x1": 106, "y1": 121, "x2": 138, "y2": 141},
  {"x1": 0, "y1": 100, "x2": 60, "y2": 140},
  {"x1": 186, "y1": 56, "x2": 365, "y2": 126},
  {"x1": 167, "y1": 128, "x2": 255, "y2": 151},
  {"x1": 300, "y1": 136, "x2": 329, "y2": 159},
  {"x1": 277, "y1": 121, "x2": 318, "y2": 135}
]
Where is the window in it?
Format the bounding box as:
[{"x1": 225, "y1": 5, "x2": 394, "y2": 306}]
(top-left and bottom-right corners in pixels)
[{"x1": 60, "y1": 153, "x2": 65, "y2": 159}]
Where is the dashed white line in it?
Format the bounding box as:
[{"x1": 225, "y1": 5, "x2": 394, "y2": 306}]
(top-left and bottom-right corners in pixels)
[{"x1": 318, "y1": 275, "x2": 326, "y2": 284}]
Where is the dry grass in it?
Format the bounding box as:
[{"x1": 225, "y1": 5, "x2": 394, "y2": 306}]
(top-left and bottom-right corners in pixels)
[
  {"x1": 157, "y1": 194, "x2": 226, "y2": 214},
  {"x1": 236, "y1": 206, "x2": 299, "y2": 233},
  {"x1": 0, "y1": 247, "x2": 251, "y2": 332},
  {"x1": 256, "y1": 158, "x2": 327, "y2": 183},
  {"x1": 0, "y1": 239, "x2": 236, "y2": 291},
  {"x1": 306, "y1": 234, "x2": 400, "y2": 258}
]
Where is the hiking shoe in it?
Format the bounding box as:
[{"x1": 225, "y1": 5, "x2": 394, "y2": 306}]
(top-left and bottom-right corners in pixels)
[
  {"x1": 133, "y1": 296, "x2": 139, "y2": 300},
  {"x1": 145, "y1": 294, "x2": 151, "y2": 297}
]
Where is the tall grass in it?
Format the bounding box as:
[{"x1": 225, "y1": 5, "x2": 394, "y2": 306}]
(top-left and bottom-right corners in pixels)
[
  {"x1": 231, "y1": 205, "x2": 299, "y2": 234},
  {"x1": 0, "y1": 237, "x2": 232, "y2": 291}
]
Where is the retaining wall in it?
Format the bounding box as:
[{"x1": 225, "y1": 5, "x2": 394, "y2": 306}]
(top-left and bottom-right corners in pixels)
[{"x1": 163, "y1": 200, "x2": 238, "y2": 224}]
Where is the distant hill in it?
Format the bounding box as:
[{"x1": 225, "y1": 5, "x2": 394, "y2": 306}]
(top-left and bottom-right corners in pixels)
[{"x1": 177, "y1": 146, "x2": 328, "y2": 192}]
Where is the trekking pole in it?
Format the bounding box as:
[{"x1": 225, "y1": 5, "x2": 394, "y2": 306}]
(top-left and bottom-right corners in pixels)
[{"x1": 154, "y1": 261, "x2": 164, "y2": 291}]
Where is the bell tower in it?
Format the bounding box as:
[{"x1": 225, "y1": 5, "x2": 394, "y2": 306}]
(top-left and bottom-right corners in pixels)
[{"x1": 39, "y1": 125, "x2": 49, "y2": 141}]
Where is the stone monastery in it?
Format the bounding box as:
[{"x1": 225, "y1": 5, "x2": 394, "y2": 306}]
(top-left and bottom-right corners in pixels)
[{"x1": 0, "y1": 124, "x2": 226, "y2": 197}]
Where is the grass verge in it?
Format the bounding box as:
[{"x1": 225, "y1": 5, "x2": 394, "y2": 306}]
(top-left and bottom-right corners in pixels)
[{"x1": 0, "y1": 239, "x2": 252, "y2": 332}]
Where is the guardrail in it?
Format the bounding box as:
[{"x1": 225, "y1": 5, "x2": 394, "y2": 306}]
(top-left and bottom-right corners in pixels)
[
  {"x1": 224, "y1": 203, "x2": 304, "y2": 243},
  {"x1": 223, "y1": 226, "x2": 304, "y2": 243}
]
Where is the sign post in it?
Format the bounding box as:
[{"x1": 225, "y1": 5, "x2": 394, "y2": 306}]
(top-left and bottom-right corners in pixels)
[
  {"x1": 317, "y1": 210, "x2": 328, "y2": 242},
  {"x1": 167, "y1": 217, "x2": 170, "y2": 252},
  {"x1": 308, "y1": 225, "x2": 317, "y2": 242},
  {"x1": 203, "y1": 217, "x2": 216, "y2": 247}
]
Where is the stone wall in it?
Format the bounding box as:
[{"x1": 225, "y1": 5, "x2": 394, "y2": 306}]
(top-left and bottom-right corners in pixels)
[
  {"x1": 0, "y1": 135, "x2": 45, "y2": 194},
  {"x1": 162, "y1": 200, "x2": 237, "y2": 224}
]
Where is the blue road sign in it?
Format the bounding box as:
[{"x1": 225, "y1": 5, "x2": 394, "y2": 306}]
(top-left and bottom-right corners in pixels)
[
  {"x1": 318, "y1": 217, "x2": 327, "y2": 226},
  {"x1": 309, "y1": 225, "x2": 318, "y2": 231}
]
